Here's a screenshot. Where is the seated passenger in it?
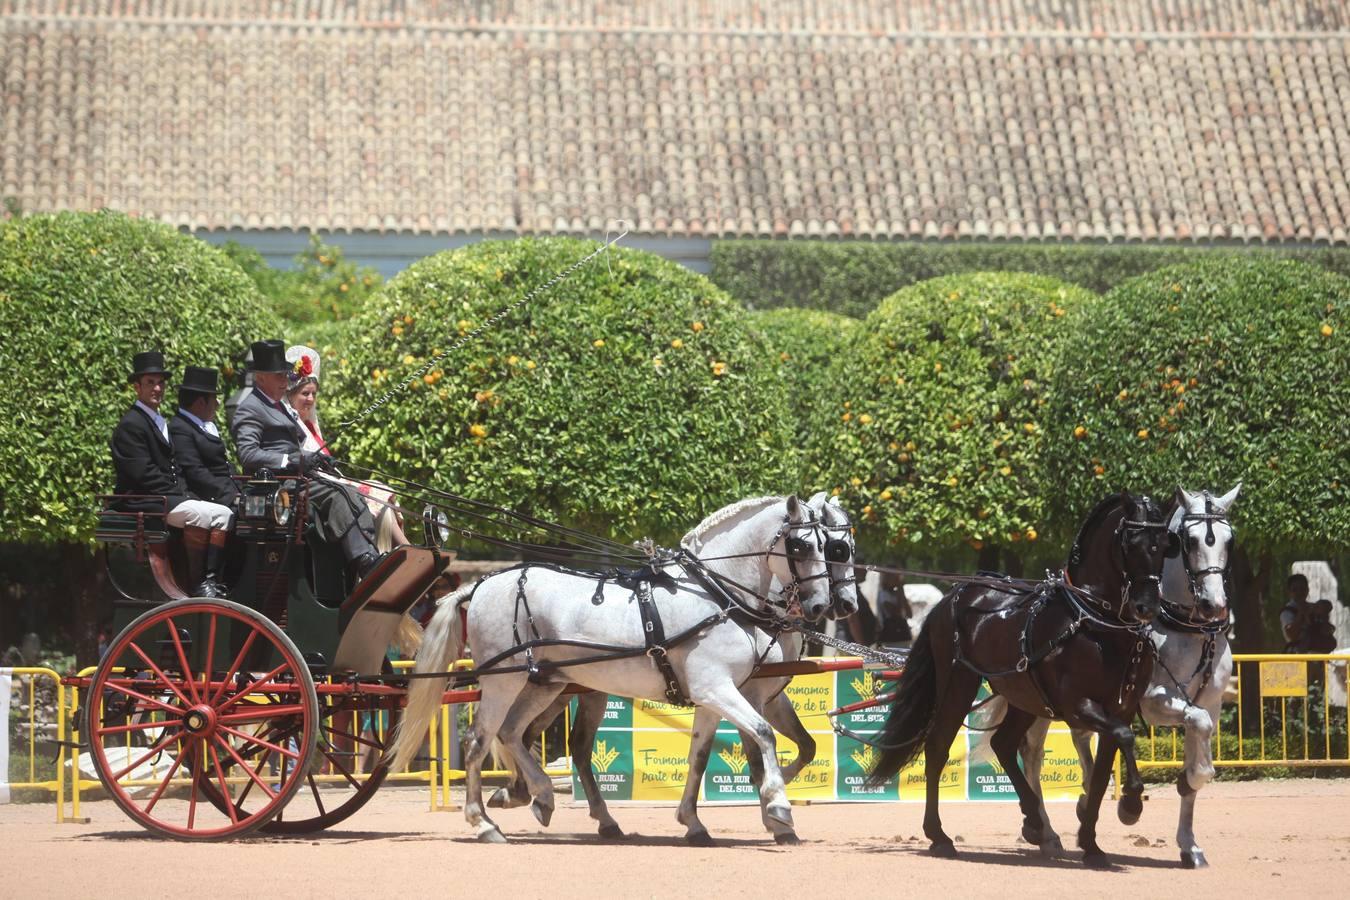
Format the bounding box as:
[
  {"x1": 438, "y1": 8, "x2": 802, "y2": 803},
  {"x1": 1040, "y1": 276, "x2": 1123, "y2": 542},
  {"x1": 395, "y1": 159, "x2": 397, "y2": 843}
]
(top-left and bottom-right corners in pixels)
[
  {"x1": 284, "y1": 345, "x2": 410, "y2": 551},
  {"x1": 110, "y1": 350, "x2": 234, "y2": 598},
  {"x1": 169, "y1": 366, "x2": 240, "y2": 507},
  {"x1": 230, "y1": 339, "x2": 384, "y2": 578}
]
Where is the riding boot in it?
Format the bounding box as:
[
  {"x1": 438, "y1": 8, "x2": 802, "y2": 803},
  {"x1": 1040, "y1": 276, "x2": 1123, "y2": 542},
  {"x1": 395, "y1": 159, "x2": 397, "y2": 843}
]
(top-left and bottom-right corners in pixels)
[
  {"x1": 197, "y1": 529, "x2": 230, "y2": 599},
  {"x1": 181, "y1": 525, "x2": 209, "y2": 595}
]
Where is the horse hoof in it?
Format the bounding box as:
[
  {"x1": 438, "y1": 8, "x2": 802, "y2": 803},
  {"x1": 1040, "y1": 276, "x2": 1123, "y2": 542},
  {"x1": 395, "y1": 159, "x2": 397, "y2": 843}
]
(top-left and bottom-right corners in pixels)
[
  {"x1": 1082, "y1": 850, "x2": 1110, "y2": 869},
  {"x1": 477, "y1": 827, "x2": 508, "y2": 844},
  {"x1": 929, "y1": 842, "x2": 959, "y2": 859},
  {"x1": 1038, "y1": 838, "x2": 1067, "y2": 859},
  {"x1": 686, "y1": 830, "x2": 715, "y2": 847},
  {"x1": 765, "y1": 804, "x2": 794, "y2": 830},
  {"x1": 531, "y1": 799, "x2": 553, "y2": 827},
  {"x1": 486, "y1": 788, "x2": 509, "y2": 809},
  {"x1": 1117, "y1": 794, "x2": 1143, "y2": 826},
  {"x1": 598, "y1": 823, "x2": 628, "y2": 840},
  {"x1": 1021, "y1": 821, "x2": 1045, "y2": 846},
  {"x1": 1181, "y1": 850, "x2": 1209, "y2": 869},
  {"x1": 774, "y1": 832, "x2": 801, "y2": 846}
]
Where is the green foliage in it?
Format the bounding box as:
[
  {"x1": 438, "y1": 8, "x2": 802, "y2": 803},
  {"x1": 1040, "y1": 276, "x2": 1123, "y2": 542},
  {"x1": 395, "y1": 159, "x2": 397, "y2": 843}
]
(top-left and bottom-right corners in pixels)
[
  {"x1": 0, "y1": 211, "x2": 279, "y2": 544},
  {"x1": 221, "y1": 234, "x2": 381, "y2": 346},
  {"x1": 807, "y1": 272, "x2": 1097, "y2": 555},
  {"x1": 325, "y1": 237, "x2": 796, "y2": 545},
  {"x1": 1046, "y1": 258, "x2": 1349, "y2": 554},
  {"x1": 710, "y1": 240, "x2": 1350, "y2": 319},
  {"x1": 750, "y1": 307, "x2": 861, "y2": 483}
]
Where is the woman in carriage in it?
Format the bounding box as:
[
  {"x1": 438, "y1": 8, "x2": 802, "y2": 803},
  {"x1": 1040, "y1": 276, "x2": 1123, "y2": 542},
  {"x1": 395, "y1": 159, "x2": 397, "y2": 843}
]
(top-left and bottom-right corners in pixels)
[{"x1": 283, "y1": 345, "x2": 410, "y2": 551}]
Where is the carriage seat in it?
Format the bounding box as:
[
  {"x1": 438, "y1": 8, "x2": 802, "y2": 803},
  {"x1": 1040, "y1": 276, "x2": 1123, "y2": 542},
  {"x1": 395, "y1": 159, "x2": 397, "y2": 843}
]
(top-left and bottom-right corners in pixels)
[{"x1": 95, "y1": 510, "x2": 171, "y2": 544}]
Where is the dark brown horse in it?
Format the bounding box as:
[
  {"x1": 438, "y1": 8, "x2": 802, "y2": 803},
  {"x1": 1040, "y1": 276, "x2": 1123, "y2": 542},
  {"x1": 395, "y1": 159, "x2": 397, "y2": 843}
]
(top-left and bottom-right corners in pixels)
[{"x1": 869, "y1": 492, "x2": 1169, "y2": 867}]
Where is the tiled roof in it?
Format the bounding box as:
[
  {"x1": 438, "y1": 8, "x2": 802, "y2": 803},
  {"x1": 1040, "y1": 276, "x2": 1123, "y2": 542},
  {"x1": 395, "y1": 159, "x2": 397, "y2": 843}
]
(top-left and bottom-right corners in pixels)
[{"x1": 4, "y1": 2, "x2": 1350, "y2": 242}]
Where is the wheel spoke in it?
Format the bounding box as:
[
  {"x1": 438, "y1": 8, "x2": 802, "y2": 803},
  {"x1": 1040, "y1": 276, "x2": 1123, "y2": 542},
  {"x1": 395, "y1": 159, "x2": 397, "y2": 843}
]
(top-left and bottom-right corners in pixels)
[
  {"x1": 125, "y1": 641, "x2": 194, "y2": 708},
  {"x1": 143, "y1": 748, "x2": 187, "y2": 815},
  {"x1": 202, "y1": 612, "x2": 218, "y2": 697},
  {"x1": 218, "y1": 724, "x2": 302, "y2": 760},
  {"x1": 188, "y1": 740, "x2": 205, "y2": 829},
  {"x1": 317, "y1": 740, "x2": 363, "y2": 790},
  {"x1": 307, "y1": 773, "x2": 327, "y2": 816},
  {"x1": 99, "y1": 680, "x2": 184, "y2": 718},
  {"x1": 110, "y1": 729, "x2": 182, "y2": 782},
  {"x1": 96, "y1": 717, "x2": 184, "y2": 737},
  {"x1": 164, "y1": 616, "x2": 202, "y2": 705},
  {"x1": 323, "y1": 723, "x2": 385, "y2": 753},
  {"x1": 207, "y1": 741, "x2": 241, "y2": 824},
  {"x1": 216, "y1": 662, "x2": 291, "y2": 714},
  {"x1": 216, "y1": 735, "x2": 279, "y2": 801},
  {"x1": 209, "y1": 629, "x2": 259, "y2": 705},
  {"x1": 219, "y1": 704, "x2": 308, "y2": 724}
]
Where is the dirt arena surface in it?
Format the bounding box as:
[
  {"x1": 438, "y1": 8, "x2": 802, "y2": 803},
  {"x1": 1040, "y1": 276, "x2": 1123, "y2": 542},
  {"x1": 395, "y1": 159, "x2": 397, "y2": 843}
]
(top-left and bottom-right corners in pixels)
[{"x1": 3, "y1": 779, "x2": 1348, "y2": 898}]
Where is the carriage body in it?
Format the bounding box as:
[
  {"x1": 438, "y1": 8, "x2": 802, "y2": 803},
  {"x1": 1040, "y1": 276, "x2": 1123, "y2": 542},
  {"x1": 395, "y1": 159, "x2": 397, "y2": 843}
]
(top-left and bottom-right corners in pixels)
[{"x1": 75, "y1": 474, "x2": 453, "y2": 840}]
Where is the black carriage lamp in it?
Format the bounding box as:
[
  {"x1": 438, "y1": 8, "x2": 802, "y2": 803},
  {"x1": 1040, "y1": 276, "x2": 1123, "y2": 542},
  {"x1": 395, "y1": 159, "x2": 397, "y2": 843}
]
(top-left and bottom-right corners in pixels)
[
  {"x1": 242, "y1": 468, "x2": 293, "y2": 528},
  {"x1": 422, "y1": 504, "x2": 451, "y2": 548}
]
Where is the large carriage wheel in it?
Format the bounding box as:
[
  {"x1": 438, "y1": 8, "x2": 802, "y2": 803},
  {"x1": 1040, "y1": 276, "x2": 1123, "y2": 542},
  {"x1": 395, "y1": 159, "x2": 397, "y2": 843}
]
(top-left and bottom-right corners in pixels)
[
  {"x1": 259, "y1": 693, "x2": 401, "y2": 834},
  {"x1": 85, "y1": 599, "x2": 318, "y2": 840}
]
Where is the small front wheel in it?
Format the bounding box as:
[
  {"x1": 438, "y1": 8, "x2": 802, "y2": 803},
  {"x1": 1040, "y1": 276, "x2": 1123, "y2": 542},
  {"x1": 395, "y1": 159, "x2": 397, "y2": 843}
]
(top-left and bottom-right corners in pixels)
[{"x1": 85, "y1": 598, "x2": 319, "y2": 840}]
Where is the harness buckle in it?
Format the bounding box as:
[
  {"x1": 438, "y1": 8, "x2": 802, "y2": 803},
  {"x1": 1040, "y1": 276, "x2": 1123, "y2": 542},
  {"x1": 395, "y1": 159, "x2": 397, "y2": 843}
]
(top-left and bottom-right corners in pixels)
[{"x1": 1016, "y1": 656, "x2": 1030, "y2": 673}]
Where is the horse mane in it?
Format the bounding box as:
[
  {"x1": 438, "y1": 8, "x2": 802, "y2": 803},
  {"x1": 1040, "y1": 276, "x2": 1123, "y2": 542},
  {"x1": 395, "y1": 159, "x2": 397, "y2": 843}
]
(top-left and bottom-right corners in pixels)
[
  {"x1": 681, "y1": 495, "x2": 784, "y2": 553},
  {"x1": 1067, "y1": 493, "x2": 1126, "y2": 569}
]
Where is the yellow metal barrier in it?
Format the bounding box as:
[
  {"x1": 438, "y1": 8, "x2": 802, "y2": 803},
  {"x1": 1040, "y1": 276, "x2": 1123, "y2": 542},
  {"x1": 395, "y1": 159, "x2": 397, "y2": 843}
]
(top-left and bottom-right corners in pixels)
[
  {"x1": 1135, "y1": 652, "x2": 1350, "y2": 771},
  {"x1": 1, "y1": 667, "x2": 67, "y2": 821}
]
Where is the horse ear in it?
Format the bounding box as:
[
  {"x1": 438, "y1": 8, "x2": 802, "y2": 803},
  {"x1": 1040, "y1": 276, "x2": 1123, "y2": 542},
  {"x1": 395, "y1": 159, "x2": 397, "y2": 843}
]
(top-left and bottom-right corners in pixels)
[
  {"x1": 1214, "y1": 482, "x2": 1242, "y2": 512},
  {"x1": 827, "y1": 494, "x2": 842, "y2": 508},
  {"x1": 1175, "y1": 485, "x2": 1198, "y2": 510},
  {"x1": 785, "y1": 494, "x2": 803, "y2": 519},
  {"x1": 807, "y1": 490, "x2": 828, "y2": 507}
]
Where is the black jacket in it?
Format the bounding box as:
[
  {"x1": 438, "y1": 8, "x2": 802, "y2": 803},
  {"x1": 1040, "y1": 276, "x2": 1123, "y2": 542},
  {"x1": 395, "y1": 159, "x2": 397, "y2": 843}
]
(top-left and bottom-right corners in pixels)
[
  {"x1": 169, "y1": 412, "x2": 240, "y2": 505},
  {"x1": 230, "y1": 388, "x2": 307, "y2": 475},
  {"x1": 110, "y1": 405, "x2": 189, "y2": 513}
]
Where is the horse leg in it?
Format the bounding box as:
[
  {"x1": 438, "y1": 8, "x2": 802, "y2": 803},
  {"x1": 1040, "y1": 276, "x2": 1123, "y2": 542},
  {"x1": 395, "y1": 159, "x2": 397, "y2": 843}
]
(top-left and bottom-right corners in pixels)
[
  {"x1": 677, "y1": 705, "x2": 722, "y2": 846},
  {"x1": 1075, "y1": 726, "x2": 1118, "y2": 868},
  {"x1": 732, "y1": 721, "x2": 799, "y2": 846},
  {"x1": 695, "y1": 684, "x2": 796, "y2": 842},
  {"x1": 462, "y1": 679, "x2": 522, "y2": 843},
  {"x1": 1070, "y1": 726, "x2": 1094, "y2": 821},
  {"x1": 495, "y1": 684, "x2": 568, "y2": 828},
  {"x1": 999, "y1": 712, "x2": 1058, "y2": 852},
  {"x1": 763, "y1": 687, "x2": 815, "y2": 784},
  {"x1": 567, "y1": 692, "x2": 626, "y2": 839},
  {"x1": 488, "y1": 697, "x2": 567, "y2": 810},
  {"x1": 1176, "y1": 700, "x2": 1218, "y2": 868},
  {"x1": 922, "y1": 666, "x2": 982, "y2": 857}
]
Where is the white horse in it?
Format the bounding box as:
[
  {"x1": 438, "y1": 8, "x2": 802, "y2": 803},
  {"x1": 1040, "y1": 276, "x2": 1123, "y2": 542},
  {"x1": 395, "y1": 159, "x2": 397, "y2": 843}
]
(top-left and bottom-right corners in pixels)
[
  {"x1": 388, "y1": 494, "x2": 844, "y2": 843},
  {"x1": 484, "y1": 493, "x2": 858, "y2": 844},
  {"x1": 987, "y1": 484, "x2": 1240, "y2": 868}
]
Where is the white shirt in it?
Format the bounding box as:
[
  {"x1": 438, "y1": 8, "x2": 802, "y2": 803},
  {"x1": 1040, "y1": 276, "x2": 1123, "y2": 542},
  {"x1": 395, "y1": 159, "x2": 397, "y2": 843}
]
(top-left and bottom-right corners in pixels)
[
  {"x1": 176, "y1": 407, "x2": 221, "y2": 438},
  {"x1": 135, "y1": 400, "x2": 170, "y2": 443}
]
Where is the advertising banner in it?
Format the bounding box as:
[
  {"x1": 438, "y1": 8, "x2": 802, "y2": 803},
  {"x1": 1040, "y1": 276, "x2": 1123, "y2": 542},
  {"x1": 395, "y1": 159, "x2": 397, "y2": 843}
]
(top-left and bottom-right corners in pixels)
[{"x1": 572, "y1": 668, "x2": 1085, "y2": 803}]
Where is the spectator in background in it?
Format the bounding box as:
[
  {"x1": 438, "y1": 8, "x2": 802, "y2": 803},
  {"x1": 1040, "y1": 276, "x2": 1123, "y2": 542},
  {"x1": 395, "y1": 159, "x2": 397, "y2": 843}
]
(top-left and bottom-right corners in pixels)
[
  {"x1": 874, "y1": 569, "x2": 914, "y2": 648},
  {"x1": 1281, "y1": 573, "x2": 1338, "y2": 653}
]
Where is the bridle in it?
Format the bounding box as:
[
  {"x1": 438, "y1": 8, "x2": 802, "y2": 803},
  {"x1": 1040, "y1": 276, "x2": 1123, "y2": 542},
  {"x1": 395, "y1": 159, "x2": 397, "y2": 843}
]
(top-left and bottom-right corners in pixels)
[
  {"x1": 769, "y1": 505, "x2": 833, "y2": 608},
  {"x1": 1165, "y1": 491, "x2": 1235, "y2": 627},
  {"x1": 1111, "y1": 498, "x2": 1170, "y2": 623}
]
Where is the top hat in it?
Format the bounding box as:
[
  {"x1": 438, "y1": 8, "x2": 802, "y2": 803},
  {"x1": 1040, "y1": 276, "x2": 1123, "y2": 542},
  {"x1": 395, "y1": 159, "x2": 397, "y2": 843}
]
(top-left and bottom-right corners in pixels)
[
  {"x1": 248, "y1": 340, "x2": 290, "y2": 374},
  {"x1": 129, "y1": 350, "x2": 171, "y2": 382},
  {"x1": 178, "y1": 365, "x2": 223, "y2": 396}
]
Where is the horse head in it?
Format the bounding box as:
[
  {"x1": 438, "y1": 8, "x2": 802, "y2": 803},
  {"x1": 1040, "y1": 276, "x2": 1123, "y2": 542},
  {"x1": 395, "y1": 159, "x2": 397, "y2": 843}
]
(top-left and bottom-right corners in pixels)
[
  {"x1": 1114, "y1": 492, "x2": 1170, "y2": 623},
  {"x1": 1166, "y1": 484, "x2": 1240, "y2": 622},
  {"x1": 771, "y1": 494, "x2": 835, "y2": 621},
  {"x1": 807, "y1": 491, "x2": 860, "y2": 620}
]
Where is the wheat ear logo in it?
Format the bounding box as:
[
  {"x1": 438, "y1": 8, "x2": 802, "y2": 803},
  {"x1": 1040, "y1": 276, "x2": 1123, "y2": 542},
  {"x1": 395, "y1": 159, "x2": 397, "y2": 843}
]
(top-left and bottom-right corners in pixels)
[
  {"x1": 593, "y1": 740, "x2": 621, "y2": 773},
  {"x1": 850, "y1": 672, "x2": 877, "y2": 702},
  {"x1": 850, "y1": 744, "x2": 880, "y2": 774},
  {"x1": 718, "y1": 742, "x2": 749, "y2": 775}
]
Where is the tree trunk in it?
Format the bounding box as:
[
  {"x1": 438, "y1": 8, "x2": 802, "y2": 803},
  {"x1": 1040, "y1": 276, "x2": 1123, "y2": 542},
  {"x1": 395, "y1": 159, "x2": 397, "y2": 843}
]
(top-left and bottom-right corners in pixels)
[
  {"x1": 61, "y1": 542, "x2": 107, "y2": 670},
  {"x1": 976, "y1": 543, "x2": 1000, "y2": 574},
  {"x1": 1002, "y1": 548, "x2": 1025, "y2": 579}
]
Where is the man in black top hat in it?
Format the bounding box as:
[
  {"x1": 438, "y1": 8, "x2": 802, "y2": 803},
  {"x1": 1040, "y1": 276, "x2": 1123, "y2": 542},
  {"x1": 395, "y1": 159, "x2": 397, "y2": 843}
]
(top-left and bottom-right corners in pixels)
[
  {"x1": 170, "y1": 366, "x2": 240, "y2": 507},
  {"x1": 230, "y1": 340, "x2": 383, "y2": 578},
  {"x1": 110, "y1": 350, "x2": 235, "y2": 598}
]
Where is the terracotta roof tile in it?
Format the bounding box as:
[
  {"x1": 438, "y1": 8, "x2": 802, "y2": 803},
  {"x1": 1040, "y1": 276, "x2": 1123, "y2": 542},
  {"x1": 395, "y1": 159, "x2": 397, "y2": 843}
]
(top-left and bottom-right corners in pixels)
[{"x1": 2, "y1": 3, "x2": 1349, "y2": 242}]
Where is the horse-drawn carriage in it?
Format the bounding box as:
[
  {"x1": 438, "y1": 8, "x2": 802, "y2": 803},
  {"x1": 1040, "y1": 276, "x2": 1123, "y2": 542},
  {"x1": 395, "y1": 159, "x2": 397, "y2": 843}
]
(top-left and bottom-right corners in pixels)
[{"x1": 78, "y1": 471, "x2": 456, "y2": 839}]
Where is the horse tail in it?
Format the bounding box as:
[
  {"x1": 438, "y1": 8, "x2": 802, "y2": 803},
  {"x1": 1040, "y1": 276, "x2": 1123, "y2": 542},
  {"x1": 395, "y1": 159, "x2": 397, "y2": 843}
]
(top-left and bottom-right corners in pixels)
[
  {"x1": 393, "y1": 614, "x2": 424, "y2": 656},
  {"x1": 867, "y1": 598, "x2": 945, "y2": 784},
  {"x1": 387, "y1": 584, "x2": 471, "y2": 772}
]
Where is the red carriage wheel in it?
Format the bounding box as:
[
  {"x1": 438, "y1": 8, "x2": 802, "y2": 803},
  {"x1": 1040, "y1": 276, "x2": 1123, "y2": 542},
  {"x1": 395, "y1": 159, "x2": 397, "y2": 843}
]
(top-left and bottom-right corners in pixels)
[
  {"x1": 260, "y1": 693, "x2": 401, "y2": 834},
  {"x1": 85, "y1": 599, "x2": 318, "y2": 840}
]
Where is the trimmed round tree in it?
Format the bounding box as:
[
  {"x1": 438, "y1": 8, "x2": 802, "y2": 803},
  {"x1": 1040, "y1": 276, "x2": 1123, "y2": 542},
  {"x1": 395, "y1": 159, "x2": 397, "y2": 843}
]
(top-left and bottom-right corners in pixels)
[
  {"x1": 1045, "y1": 257, "x2": 1348, "y2": 643},
  {"x1": 807, "y1": 272, "x2": 1097, "y2": 558},
  {"x1": 325, "y1": 238, "x2": 795, "y2": 544},
  {"x1": 0, "y1": 211, "x2": 278, "y2": 661},
  {"x1": 751, "y1": 307, "x2": 862, "y2": 482}
]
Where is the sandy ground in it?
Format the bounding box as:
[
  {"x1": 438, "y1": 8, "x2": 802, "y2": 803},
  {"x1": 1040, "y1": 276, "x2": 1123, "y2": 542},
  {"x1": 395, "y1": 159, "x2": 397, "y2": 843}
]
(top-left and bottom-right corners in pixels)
[{"x1": 3, "y1": 779, "x2": 1349, "y2": 899}]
